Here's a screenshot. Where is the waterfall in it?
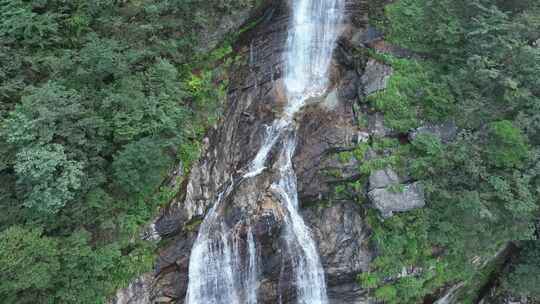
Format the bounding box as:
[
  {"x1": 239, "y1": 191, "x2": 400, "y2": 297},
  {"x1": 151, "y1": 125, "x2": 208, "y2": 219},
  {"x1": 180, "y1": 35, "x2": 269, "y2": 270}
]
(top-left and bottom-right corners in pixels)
[
  {"x1": 284, "y1": 0, "x2": 344, "y2": 100},
  {"x1": 244, "y1": 227, "x2": 259, "y2": 304},
  {"x1": 185, "y1": 182, "x2": 242, "y2": 304},
  {"x1": 185, "y1": 0, "x2": 343, "y2": 303},
  {"x1": 270, "y1": 133, "x2": 329, "y2": 304},
  {"x1": 244, "y1": 0, "x2": 344, "y2": 177}
]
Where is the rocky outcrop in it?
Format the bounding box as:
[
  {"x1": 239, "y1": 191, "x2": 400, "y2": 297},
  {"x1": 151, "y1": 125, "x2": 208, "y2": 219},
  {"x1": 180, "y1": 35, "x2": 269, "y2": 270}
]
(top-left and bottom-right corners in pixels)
[
  {"x1": 366, "y1": 167, "x2": 425, "y2": 218},
  {"x1": 368, "y1": 168, "x2": 399, "y2": 191},
  {"x1": 357, "y1": 58, "x2": 394, "y2": 139},
  {"x1": 294, "y1": 99, "x2": 364, "y2": 204},
  {"x1": 480, "y1": 293, "x2": 532, "y2": 304},
  {"x1": 434, "y1": 283, "x2": 465, "y2": 304},
  {"x1": 409, "y1": 121, "x2": 458, "y2": 144},
  {"x1": 360, "y1": 59, "x2": 393, "y2": 97},
  {"x1": 352, "y1": 26, "x2": 384, "y2": 47},
  {"x1": 108, "y1": 273, "x2": 153, "y2": 304},
  {"x1": 367, "y1": 112, "x2": 394, "y2": 138},
  {"x1": 357, "y1": 54, "x2": 430, "y2": 218},
  {"x1": 368, "y1": 181, "x2": 425, "y2": 218},
  {"x1": 195, "y1": 1, "x2": 267, "y2": 52},
  {"x1": 429, "y1": 243, "x2": 523, "y2": 304}
]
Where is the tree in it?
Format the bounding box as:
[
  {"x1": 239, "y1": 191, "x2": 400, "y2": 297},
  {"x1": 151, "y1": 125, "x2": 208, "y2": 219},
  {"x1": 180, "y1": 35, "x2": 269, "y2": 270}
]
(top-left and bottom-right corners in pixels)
[
  {"x1": 112, "y1": 137, "x2": 171, "y2": 195},
  {"x1": 384, "y1": 0, "x2": 465, "y2": 61},
  {"x1": 14, "y1": 144, "x2": 83, "y2": 213},
  {"x1": 503, "y1": 242, "x2": 540, "y2": 300},
  {"x1": 363, "y1": 1, "x2": 540, "y2": 302},
  {"x1": 487, "y1": 120, "x2": 529, "y2": 169},
  {"x1": 0, "y1": 0, "x2": 254, "y2": 302},
  {"x1": 0, "y1": 226, "x2": 60, "y2": 303},
  {"x1": 0, "y1": 0, "x2": 61, "y2": 47},
  {"x1": 3, "y1": 82, "x2": 101, "y2": 152}
]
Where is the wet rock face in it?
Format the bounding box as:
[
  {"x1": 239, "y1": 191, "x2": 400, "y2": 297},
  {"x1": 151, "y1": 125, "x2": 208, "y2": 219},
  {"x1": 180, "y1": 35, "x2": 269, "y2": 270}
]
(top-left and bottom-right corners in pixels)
[
  {"x1": 294, "y1": 101, "x2": 361, "y2": 204},
  {"x1": 303, "y1": 202, "x2": 371, "y2": 302},
  {"x1": 145, "y1": 1, "x2": 375, "y2": 303},
  {"x1": 434, "y1": 283, "x2": 464, "y2": 304},
  {"x1": 352, "y1": 26, "x2": 384, "y2": 46},
  {"x1": 367, "y1": 112, "x2": 394, "y2": 138}
]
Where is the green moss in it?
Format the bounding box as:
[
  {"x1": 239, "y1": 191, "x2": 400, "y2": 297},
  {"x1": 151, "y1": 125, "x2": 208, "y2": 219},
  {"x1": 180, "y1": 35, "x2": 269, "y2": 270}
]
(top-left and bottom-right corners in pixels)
[
  {"x1": 324, "y1": 168, "x2": 343, "y2": 179},
  {"x1": 334, "y1": 184, "x2": 347, "y2": 196},
  {"x1": 337, "y1": 151, "x2": 354, "y2": 163},
  {"x1": 353, "y1": 142, "x2": 370, "y2": 160},
  {"x1": 357, "y1": 137, "x2": 411, "y2": 176},
  {"x1": 387, "y1": 183, "x2": 405, "y2": 193},
  {"x1": 359, "y1": 272, "x2": 381, "y2": 289},
  {"x1": 356, "y1": 113, "x2": 368, "y2": 128},
  {"x1": 367, "y1": 0, "x2": 391, "y2": 28},
  {"x1": 178, "y1": 142, "x2": 201, "y2": 175},
  {"x1": 361, "y1": 208, "x2": 461, "y2": 304},
  {"x1": 184, "y1": 218, "x2": 204, "y2": 232}
]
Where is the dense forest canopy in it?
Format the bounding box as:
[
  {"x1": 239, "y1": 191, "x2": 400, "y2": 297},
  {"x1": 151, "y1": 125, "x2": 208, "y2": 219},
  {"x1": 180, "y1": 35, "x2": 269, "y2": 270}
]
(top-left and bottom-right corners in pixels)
[
  {"x1": 0, "y1": 0, "x2": 253, "y2": 302},
  {"x1": 0, "y1": 0, "x2": 539, "y2": 303},
  {"x1": 359, "y1": 0, "x2": 540, "y2": 302}
]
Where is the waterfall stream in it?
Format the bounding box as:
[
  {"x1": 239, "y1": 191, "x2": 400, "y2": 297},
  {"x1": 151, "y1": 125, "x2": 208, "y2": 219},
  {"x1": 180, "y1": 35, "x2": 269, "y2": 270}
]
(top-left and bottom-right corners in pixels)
[
  {"x1": 185, "y1": 0, "x2": 343, "y2": 303},
  {"x1": 270, "y1": 133, "x2": 329, "y2": 304}
]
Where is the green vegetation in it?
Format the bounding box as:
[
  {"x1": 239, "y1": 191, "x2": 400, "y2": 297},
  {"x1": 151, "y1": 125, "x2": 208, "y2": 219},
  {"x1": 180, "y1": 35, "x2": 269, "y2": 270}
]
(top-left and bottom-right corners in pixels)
[
  {"x1": 502, "y1": 242, "x2": 540, "y2": 300},
  {"x1": 359, "y1": 0, "x2": 540, "y2": 302},
  {"x1": 0, "y1": 0, "x2": 255, "y2": 302},
  {"x1": 367, "y1": 53, "x2": 456, "y2": 132},
  {"x1": 0, "y1": 226, "x2": 153, "y2": 303},
  {"x1": 1, "y1": 0, "x2": 538, "y2": 303}
]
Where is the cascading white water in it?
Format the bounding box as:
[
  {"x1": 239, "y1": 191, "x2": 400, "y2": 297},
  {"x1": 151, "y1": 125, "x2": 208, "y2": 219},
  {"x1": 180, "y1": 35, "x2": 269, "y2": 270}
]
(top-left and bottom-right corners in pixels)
[
  {"x1": 271, "y1": 133, "x2": 329, "y2": 304},
  {"x1": 185, "y1": 0, "x2": 343, "y2": 303},
  {"x1": 284, "y1": 0, "x2": 344, "y2": 99},
  {"x1": 244, "y1": 0, "x2": 344, "y2": 177},
  {"x1": 185, "y1": 183, "x2": 242, "y2": 304},
  {"x1": 244, "y1": 227, "x2": 259, "y2": 304}
]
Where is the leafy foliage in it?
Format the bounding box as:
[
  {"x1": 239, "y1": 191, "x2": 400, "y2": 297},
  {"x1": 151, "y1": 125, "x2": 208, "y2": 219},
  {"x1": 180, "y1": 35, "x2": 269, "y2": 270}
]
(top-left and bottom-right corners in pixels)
[
  {"x1": 0, "y1": 226, "x2": 154, "y2": 303},
  {"x1": 113, "y1": 137, "x2": 171, "y2": 195},
  {"x1": 360, "y1": 0, "x2": 540, "y2": 303},
  {"x1": 14, "y1": 144, "x2": 83, "y2": 213},
  {"x1": 384, "y1": 0, "x2": 465, "y2": 61},
  {"x1": 503, "y1": 242, "x2": 540, "y2": 300},
  {"x1": 487, "y1": 120, "x2": 529, "y2": 169},
  {"x1": 367, "y1": 54, "x2": 455, "y2": 132},
  {"x1": 0, "y1": 0, "x2": 255, "y2": 302},
  {"x1": 0, "y1": 226, "x2": 59, "y2": 303}
]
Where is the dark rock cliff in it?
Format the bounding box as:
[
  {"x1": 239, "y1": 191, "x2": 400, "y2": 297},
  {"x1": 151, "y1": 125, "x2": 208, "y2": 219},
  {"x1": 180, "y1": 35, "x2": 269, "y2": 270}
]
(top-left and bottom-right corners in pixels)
[{"x1": 111, "y1": 1, "x2": 383, "y2": 303}]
